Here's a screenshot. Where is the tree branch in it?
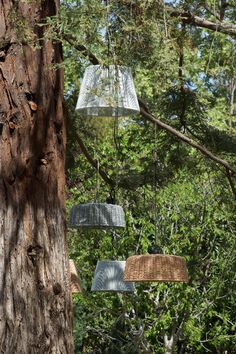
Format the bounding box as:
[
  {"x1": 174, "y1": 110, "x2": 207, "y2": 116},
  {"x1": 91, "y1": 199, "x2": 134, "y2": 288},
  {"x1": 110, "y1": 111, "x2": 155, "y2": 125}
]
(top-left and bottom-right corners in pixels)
[
  {"x1": 63, "y1": 34, "x2": 99, "y2": 65},
  {"x1": 225, "y1": 168, "x2": 236, "y2": 199},
  {"x1": 75, "y1": 133, "x2": 115, "y2": 187},
  {"x1": 140, "y1": 106, "x2": 236, "y2": 176},
  {"x1": 170, "y1": 10, "x2": 236, "y2": 36},
  {"x1": 220, "y1": 0, "x2": 228, "y2": 21}
]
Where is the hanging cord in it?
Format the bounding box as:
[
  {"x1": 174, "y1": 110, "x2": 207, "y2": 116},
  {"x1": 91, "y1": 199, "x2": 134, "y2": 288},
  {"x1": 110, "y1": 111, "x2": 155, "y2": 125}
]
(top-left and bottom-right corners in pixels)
[
  {"x1": 154, "y1": 123, "x2": 158, "y2": 245},
  {"x1": 95, "y1": 155, "x2": 100, "y2": 203},
  {"x1": 106, "y1": 1, "x2": 120, "y2": 197},
  {"x1": 110, "y1": 72, "x2": 122, "y2": 252},
  {"x1": 111, "y1": 66, "x2": 121, "y2": 203},
  {"x1": 105, "y1": 0, "x2": 116, "y2": 65},
  {"x1": 106, "y1": 187, "x2": 116, "y2": 204},
  {"x1": 110, "y1": 125, "x2": 119, "y2": 255},
  {"x1": 111, "y1": 229, "x2": 119, "y2": 258},
  {"x1": 114, "y1": 109, "x2": 120, "y2": 158},
  {"x1": 136, "y1": 186, "x2": 146, "y2": 254},
  {"x1": 162, "y1": 0, "x2": 168, "y2": 38},
  {"x1": 152, "y1": 124, "x2": 163, "y2": 254},
  {"x1": 105, "y1": 0, "x2": 111, "y2": 63}
]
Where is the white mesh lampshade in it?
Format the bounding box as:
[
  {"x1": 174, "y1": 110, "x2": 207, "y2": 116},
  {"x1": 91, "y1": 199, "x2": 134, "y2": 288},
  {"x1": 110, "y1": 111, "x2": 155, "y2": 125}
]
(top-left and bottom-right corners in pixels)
[
  {"x1": 76, "y1": 65, "x2": 140, "y2": 117},
  {"x1": 69, "y1": 203, "x2": 126, "y2": 229},
  {"x1": 91, "y1": 260, "x2": 135, "y2": 292}
]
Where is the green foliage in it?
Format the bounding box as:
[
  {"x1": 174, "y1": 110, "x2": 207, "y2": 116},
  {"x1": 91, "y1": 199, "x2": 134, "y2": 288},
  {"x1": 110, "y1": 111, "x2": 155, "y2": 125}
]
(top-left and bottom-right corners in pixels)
[{"x1": 57, "y1": 0, "x2": 236, "y2": 352}]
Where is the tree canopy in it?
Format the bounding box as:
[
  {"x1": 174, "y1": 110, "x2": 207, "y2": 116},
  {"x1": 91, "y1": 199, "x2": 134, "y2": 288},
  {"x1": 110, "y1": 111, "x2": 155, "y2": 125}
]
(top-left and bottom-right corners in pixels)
[{"x1": 53, "y1": 0, "x2": 236, "y2": 352}]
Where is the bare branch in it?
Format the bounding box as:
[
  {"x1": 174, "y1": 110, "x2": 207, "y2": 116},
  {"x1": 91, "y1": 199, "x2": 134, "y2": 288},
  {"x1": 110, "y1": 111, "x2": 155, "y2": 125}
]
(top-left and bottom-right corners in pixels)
[
  {"x1": 225, "y1": 168, "x2": 236, "y2": 200},
  {"x1": 75, "y1": 133, "x2": 115, "y2": 187},
  {"x1": 140, "y1": 106, "x2": 236, "y2": 176},
  {"x1": 170, "y1": 10, "x2": 236, "y2": 36},
  {"x1": 63, "y1": 34, "x2": 99, "y2": 65}
]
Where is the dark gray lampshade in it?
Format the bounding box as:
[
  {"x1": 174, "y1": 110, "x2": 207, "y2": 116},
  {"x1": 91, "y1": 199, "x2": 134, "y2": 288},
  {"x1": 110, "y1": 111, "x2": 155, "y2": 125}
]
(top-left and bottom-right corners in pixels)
[
  {"x1": 69, "y1": 203, "x2": 126, "y2": 229},
  {"x1": 76, "y1": 65, "x2": 140, "y2": 117},
  {"x1": 91, "y1": 260, "x2": 135, "y2": 292}
]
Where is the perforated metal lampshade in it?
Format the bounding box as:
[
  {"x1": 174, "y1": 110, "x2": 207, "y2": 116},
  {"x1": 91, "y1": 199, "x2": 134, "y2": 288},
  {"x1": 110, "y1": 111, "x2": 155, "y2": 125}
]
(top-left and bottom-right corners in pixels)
[
  {"x1": 70, "y1": 203, "x2": 126, "y2": 229},
  {"x1": 91, "y1": 260, "x2": 135, "y2": 292},
  {"x1": 124, "y1": 254, "x2": 188, "y2": 283},
  {"x1": 76, "y1": 65, "x2": 140, "y2": 117},
  {"x1": 69, "y1": 259, "x2": 82, "y2": 293}
]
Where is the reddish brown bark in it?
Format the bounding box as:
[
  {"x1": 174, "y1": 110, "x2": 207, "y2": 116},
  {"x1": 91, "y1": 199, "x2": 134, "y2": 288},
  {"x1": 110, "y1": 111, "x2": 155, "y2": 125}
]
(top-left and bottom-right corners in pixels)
[{"x1": 0, "y1": 1, "x2": 74, "y2": 353}]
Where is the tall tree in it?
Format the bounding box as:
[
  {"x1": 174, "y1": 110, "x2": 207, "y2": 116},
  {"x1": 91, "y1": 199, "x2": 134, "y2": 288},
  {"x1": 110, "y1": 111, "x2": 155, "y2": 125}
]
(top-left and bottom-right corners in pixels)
[{"x1": 0, "y1": 1, "x2": 73, "y2": 352}]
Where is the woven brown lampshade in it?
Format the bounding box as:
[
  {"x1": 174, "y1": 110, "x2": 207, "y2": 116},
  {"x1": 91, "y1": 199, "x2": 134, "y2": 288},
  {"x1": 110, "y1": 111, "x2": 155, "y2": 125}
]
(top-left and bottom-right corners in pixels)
[
  {"x1": 69, "y1": 259, "x2": 82, "y2": 293},
  {"x1": 123, "y1": 254, "x2": 188, "y2": 283}
]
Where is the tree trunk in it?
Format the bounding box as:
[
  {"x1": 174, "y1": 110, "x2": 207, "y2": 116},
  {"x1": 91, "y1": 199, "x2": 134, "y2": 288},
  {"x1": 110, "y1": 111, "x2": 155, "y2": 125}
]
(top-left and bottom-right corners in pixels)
[{"x1": 0, "y1": 1, "x2": 74, "y2": 353}]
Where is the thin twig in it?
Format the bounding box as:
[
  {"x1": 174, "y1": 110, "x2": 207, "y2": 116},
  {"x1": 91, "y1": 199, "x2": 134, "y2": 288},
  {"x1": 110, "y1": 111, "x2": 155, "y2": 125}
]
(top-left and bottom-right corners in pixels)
[{"x1": 225, "y1": 168, "x2": 236, "y2": 200}]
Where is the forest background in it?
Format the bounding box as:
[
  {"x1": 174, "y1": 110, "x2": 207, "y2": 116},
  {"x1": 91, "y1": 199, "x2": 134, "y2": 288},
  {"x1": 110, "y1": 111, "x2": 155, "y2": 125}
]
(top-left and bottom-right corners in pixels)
[{"x1": 52, "y1": 0, "x2": 236, "y2": 353}]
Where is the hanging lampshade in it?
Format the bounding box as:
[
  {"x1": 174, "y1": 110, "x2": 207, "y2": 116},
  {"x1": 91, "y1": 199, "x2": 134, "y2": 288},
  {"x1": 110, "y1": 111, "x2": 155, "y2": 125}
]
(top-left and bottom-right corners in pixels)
[
  {"x1": 69, "y1": 259, "x2": 82, "y2": 293},
  {"x1": 76, "y1": 65, "x2": 140, "y2": 117},
  {"x1": 124, "y1": 254, "x2": 188, "y2": 283},
  {"x1": 69, "y1": 203, "x2": 126, "y2": 229},
  {"x1": 91, "y1": 260, "x2": 135, "y2": 292}
]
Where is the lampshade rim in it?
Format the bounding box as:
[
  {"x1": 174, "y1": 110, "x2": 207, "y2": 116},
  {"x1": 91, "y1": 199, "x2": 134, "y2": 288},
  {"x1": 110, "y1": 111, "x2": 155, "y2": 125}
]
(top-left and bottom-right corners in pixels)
[
  {"x1": 85, "y1": 64, "x2": 132, "y2": 70},
  {"x1": 72, "y1": 202, "x2": 123, "y2": 207},
  {"x1": 126, "y1": 254, "x2": 186, "y2": 259},
  {"x1": 96, "y1": 260, "x2": 127, "y2": 264},
  {"x1": 69, "y1": 224, "x2": 126, "y2": 229},
  {"x1": 90, "y1": 289, "x2": 135, "y2": 292},
  {"x1": 75, "y1": 106, "x2": 140, "y2": 116},
  {"x1": 123, "y1": 278, "x2": 188, "y2": 283}
]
